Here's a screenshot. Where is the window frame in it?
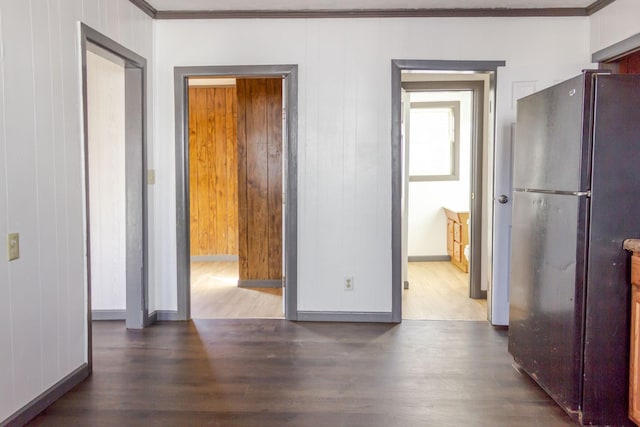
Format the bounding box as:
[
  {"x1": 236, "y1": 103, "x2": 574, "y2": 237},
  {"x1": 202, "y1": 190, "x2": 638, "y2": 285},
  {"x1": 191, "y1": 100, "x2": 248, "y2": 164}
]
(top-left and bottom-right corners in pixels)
[{"x1": 406, "y1": 99, "x2": 461, "y2": 182}]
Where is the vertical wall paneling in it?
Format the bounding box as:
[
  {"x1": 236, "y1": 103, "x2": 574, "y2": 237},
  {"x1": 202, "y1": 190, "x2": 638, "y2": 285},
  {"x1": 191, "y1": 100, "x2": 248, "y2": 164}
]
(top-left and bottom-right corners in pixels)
[
  {"x1": 266, "y1": 79, "x2": 283, "y2": 279},
  {"x1": 212, "y1": 89, "x2": 225, "y2": 253},
  {"x1": 49, "y1": 0, "x2": 73, "y2": 379},
  {"x1": 58, "y1": 0, "x2": 86, "y2": 372},
  {"x1": 0, "y1": 3, "x2": 15, "y2": 419},
  {"x1": 236, "y1": 78, "x2": 283, "y2": 281},
  {"x1": 237, "y1": 82, "x2": 249, "y2": 276},
  {"x1": 617, "y1": 50, "x2": 640, "y2": 73},
  {"x1": 30, "y1": 0, "x2": 62, "y2": 389},
  {"x1": 188, "y1": 86, "x2": 238, "y2": 256},
  {"x1": 226, "y1": 89, "x2": 239, "y2": 255},
  {"x1": 2, "y1": 0, "x2": 43, "y2": 408},
  {"x1": 246, "y1": 79, "x2": 269, "y2": 279},
  {"x1": 154, "y1": 17, "x2": 591, "y2": 313},
  {"x1": 0, "y1": 0, "x2": 153, "y2": 422},
  {"x1": 188, "y1": 87, "x2": 200, "y2": 255}
]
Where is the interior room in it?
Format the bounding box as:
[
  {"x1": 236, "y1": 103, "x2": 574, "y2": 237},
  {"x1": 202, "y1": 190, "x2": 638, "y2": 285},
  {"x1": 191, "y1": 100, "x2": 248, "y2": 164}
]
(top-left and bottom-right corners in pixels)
[
  {"x1": 187, "y1": 76, "x2": 284, "y2": 319},
  {"x1": 401, "y1": 72, "x2": 489, "y2": 321},
  {"x1": 2, "y1": 0, "x2": 640, "y2": 425}
]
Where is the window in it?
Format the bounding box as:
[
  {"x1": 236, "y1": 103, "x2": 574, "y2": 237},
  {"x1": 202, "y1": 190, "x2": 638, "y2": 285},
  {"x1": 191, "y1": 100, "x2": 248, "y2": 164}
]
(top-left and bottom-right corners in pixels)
[{"x1": 407, "y1": 100, "x2": 460, "y2": 181}]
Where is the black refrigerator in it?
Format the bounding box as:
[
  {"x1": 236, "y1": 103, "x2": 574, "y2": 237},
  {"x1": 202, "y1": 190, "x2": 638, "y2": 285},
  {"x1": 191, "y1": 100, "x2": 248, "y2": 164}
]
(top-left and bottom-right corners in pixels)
[{"x1": 509, "y1": 70, "x2": 640, "y2": 426}]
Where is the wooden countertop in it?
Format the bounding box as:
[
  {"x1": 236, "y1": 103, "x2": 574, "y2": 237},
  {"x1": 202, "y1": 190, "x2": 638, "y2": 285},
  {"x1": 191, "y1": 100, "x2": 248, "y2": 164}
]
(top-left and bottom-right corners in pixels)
[
  {"x1": 443, "y1": 207, "x2": 469, "y2": 223},
  {"x1": 624, "y1": 239, "x2": 640, "y2": 253}
]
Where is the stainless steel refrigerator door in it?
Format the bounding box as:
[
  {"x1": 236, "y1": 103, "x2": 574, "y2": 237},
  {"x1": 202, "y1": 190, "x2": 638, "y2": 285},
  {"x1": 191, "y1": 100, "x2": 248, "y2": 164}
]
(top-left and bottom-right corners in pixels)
[
  {"x1": 508, "y1": 191, "x2": 588, "y2": 413},
  {"x1": 513, "y1": 73, "x2": 593, "y2": 192},
  {"x1": 579, "y1": 73, "x2": 640, "y2": 426}
]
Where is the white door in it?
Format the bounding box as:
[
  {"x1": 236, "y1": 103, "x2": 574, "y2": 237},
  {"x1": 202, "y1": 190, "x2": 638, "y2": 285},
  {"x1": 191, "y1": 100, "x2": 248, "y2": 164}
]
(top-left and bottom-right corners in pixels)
[
  {"x1": 282, "y1": 80, "x2": 287, "y2": 315},
  {"x1": 401, "y1": 89, "x2": 409, "y2": 289},
  {"x1": 490, "y1": 123, "x2": 516, "y2": 325}
]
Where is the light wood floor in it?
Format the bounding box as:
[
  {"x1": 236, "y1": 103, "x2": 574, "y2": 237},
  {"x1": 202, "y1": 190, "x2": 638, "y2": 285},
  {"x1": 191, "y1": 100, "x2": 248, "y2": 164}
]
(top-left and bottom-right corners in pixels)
[
  {"x1": 403, "y1": 261, "x2": 487, "y2": 321},
  {"x1": 191, "y1": 261, "x2": 283, "y2": 319},
  {"x1": 191, "y1": 261, "x2": 486, "y2": 321}
]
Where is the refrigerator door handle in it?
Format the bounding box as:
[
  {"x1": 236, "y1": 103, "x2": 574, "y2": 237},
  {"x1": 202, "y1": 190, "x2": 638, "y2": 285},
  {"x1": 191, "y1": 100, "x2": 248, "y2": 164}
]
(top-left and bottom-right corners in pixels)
[{"x1": 515, "y1": 188, "x2": 591, "y2": 197}]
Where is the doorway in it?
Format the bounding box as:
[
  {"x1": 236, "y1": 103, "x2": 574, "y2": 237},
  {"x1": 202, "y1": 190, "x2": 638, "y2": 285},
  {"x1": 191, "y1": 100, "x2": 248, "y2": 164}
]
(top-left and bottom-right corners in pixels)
[
  {"x1": 80, "y1": 24, "x2": 150, "y2": 369},
  {"x1": 174, "y1": 65, "x2": 299, "y2": 321},
  {"x1": 391, "y1": 60, "x2": 504, "y2": 323},
  {"x1": 401, "y1": 82, "x2": 485, "y2": 320},
  {"x1": 187, "y1": 76, "x2": 284, "y2": 318}
]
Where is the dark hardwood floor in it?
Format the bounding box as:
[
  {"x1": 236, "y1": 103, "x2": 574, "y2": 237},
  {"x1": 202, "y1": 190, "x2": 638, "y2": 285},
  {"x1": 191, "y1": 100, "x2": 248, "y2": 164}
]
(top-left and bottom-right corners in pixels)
[{"x1": 28, "y1": 320, "x2": 576, "y2": 426}]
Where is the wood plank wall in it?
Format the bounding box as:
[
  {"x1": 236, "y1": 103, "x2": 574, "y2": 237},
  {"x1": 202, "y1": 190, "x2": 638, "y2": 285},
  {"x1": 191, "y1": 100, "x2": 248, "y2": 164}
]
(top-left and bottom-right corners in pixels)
[
  {"x1": 617, "y1": 50, "x2": 640, "y2": 74},
  {"x1": 188, "y1": 86, "x2": 238, "y2": 256},
  {"x1": 236, "y1": 78, "x2": 283, "y2": 281}
]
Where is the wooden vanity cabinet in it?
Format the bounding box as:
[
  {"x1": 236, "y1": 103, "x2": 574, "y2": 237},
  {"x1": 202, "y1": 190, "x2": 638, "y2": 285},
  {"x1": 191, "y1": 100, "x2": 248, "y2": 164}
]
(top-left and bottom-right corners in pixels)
[
  {"x1": 444, "y1": 208, "x2": 469, "y2": 273},
  {"x1": 624, "y1": 239, "x2": 640, "y2": 426}
]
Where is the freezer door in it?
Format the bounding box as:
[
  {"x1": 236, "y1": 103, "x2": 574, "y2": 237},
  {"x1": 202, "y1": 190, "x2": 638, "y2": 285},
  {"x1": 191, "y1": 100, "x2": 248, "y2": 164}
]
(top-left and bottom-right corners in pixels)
[
  {"x1": 578, "y1": 73, "x2": 640, "y2": 426},
  {"x1": 508, "y1": 191, "x2": 588, "y2": 414},
  {"x1": 514, "y1": 73, "x2": 593, "y2": 192}
]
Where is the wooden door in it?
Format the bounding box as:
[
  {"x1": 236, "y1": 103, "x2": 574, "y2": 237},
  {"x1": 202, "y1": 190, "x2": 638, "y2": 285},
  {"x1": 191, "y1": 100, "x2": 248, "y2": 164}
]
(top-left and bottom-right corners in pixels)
[{"x1": 236, "y1": 78, "x2": 283, "y2": 285}]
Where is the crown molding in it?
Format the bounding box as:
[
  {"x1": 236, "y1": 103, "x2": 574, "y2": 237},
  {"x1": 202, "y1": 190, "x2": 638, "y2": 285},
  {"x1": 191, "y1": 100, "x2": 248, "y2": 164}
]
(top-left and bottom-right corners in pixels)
[
  {"x1": 586, "y1": 0, "x2": 616, "y2": 15},
  {"x1": 129, "y1": 0, "x2": 615, "y2": 19},
  {"x1": 129, "y1": 0, "x2": 157, "y2": 18}
]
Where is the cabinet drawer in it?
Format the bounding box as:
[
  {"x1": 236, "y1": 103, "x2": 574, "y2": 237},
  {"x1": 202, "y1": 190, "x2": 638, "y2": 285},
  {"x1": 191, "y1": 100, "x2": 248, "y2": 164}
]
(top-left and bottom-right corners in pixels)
[
  {"x1": 454, "y1": 223, "x2": 462, "y2": 243},
  {"x1": 453, "y1": 242, "x2": 462, "y2": 262}
]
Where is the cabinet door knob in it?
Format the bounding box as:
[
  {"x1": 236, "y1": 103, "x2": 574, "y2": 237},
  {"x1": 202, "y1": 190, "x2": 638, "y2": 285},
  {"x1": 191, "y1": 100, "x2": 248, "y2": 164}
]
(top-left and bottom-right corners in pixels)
[{"x1": 498, "y1": 195, "x2": 509, "y2": 204}]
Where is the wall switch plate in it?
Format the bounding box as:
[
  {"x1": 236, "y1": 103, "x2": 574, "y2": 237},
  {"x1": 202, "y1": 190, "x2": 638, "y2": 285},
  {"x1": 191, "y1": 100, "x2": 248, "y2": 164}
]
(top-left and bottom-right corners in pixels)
[
  {"x1": 147, "y1": 169, "x2": 156, "y2": 185},
  {"x1": 7, "y1": 233, "x2": 19, "y2": 261},
  {"x1": 344, "y1": 276, "x2": 354, "y2": 291}
]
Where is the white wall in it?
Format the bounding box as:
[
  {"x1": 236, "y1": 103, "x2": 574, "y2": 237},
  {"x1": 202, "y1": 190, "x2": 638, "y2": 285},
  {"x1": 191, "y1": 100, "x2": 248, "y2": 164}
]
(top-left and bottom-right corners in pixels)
[
  {"x1": 590, "y1": 0, "x2": 640, "y2": 55},
  {"x1": 154, "y1": 17, "x2": 592, "y2": 314},
  {"x1": 87, "y1": 51, "x2": 126, "y2": 311},
  {"x1": 0, "y1": 0, "x2": 152, "y2": 421},
  {"x1": 407, "y1": 91, "x2": 472, "y2": 257}
]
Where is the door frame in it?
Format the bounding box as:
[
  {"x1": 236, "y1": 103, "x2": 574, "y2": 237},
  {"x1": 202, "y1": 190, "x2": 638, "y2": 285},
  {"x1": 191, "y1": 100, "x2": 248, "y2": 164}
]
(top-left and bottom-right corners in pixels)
[
  {"x1": 174, "y1": 65, "x2": 298, "y2": 321},
  {"x1": 391, "y1": 59, "x2": 504, "y2": 323},
  {"x1": 80, "y1": 24, "x2": 150, "y2": 364}
]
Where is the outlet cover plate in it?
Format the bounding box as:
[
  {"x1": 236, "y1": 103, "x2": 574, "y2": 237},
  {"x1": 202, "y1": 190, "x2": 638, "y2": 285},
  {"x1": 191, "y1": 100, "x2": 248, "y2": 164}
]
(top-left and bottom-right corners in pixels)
[{"x1": 344, "y1": 276, "x2": 354, "y2": 291}]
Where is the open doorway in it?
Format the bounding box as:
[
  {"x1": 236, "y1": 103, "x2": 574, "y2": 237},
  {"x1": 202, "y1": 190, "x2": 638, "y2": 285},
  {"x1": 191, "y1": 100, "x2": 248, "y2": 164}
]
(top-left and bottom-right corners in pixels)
[
  {"x1": 174, "y1": 65, "x2": 299, "y2": 321},
  {"x1": 80, "y1": 24, "x2": 150, "y2": 370},
  {"x1": 391, "y1": 60, "x2": 504, "y2": 324},
  {"x1": 186, "y1": 76, "x2": 284, "y2": 319},
  {"x1": 401, "y1": 81, "x2": 485, "y2": 320}
]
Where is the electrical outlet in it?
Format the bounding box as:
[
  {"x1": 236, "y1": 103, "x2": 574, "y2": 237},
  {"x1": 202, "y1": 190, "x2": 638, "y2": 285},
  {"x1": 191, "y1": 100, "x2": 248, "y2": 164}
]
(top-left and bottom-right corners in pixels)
[
  {"x1": 7, "y1": 233, "x2": 19, "y2": 261},
  {"x1": 344, "y1": 276, "x2": 354, "y2": 291}
]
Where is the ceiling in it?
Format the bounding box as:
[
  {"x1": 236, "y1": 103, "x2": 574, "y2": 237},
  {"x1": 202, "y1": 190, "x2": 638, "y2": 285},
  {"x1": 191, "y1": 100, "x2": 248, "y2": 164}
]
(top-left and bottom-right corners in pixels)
[{"x1": 130, "y1": 0, "x2": 613, "y2": 17}]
